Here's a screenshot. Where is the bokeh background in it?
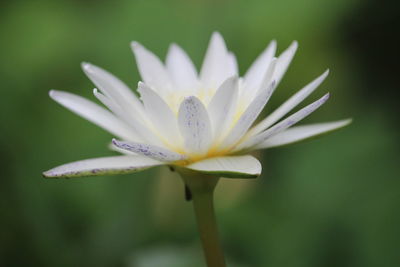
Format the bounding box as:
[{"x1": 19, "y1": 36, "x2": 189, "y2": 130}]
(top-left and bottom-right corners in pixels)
[{"x1": 1, "y1": 0, "x2": 399, "y2": 266}]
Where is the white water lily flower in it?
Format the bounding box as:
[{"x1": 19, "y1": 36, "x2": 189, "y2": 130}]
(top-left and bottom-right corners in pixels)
[{"x1": 43, "y1": 32, "x2": 351, "y2": 179}]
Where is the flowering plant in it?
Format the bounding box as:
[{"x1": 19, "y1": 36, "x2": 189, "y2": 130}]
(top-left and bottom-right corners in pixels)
[{"x1": 44, "y1": 32, "x2": 350, "y2": 266}]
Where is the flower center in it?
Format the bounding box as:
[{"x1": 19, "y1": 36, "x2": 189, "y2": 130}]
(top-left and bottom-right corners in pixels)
[{"x1": 156, "y1": 87, "x2": 251, "y2": 159}]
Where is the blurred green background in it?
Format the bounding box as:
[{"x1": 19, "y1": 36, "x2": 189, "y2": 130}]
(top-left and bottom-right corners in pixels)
[{"x1": 1, "y1": 0, "x2": 399, "y2": 266}]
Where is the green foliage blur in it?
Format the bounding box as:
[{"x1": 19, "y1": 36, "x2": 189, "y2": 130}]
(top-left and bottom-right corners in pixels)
[{"x1": 1, "y1": 0, "x2": 399, "y2": 266}]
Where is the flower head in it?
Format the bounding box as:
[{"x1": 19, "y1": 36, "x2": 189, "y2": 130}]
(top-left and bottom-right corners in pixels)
[{"x1": 44, "y1": 32, "x2": 350, "y2": 179}]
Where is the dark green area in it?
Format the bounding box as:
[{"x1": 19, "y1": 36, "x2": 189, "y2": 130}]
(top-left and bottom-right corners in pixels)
[{"x1": 1, "y1": 0, "x2": 399, "y2": 266}]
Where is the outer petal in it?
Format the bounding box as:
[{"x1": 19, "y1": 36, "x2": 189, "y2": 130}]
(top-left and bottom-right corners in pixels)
[
  {"x1": 178, "y1": 96, "x2": 212, "y2": 155},
  {"x1": 131, "y1": 42, "x2": 172, "y2": 95},
  {"x1": 138, "y1": 82, "x2": 182, "y2": 146},
  {"x1": 242, "y1": 58, "x2": 277, "y2": 105},
  {"x1": 93, "y1": 89, "x2": 126, "y2": 120},
  {"x1": 166, "y1": 43, "x2": 199, "y2": 91},
  {"x1": 207, "y1": 76, "x2": 239, "y2": 139},
  {"x1": 43, "y1": 155, "x2": 163, "y2": 178},
  {"x1": 255, "y1": 119, "x2": 352, "y2": 149},
  {"x1": 92, "y1": 88, "x2": 163, "y2": 146},
  {"x1": 81, "y1": 63, "x2": 146, "y2": 123},
  {"x1": 273, "y1": 41, "x2": 298, "y2": 85},
  {"x1": 220, "y1": 80, "x2": 276, "y2": 149},
  {"x1": 236, "y1": 93, "x2": 330, "y2": 151},
  {"x1": 199, "y1": 32, "x2": 230, "y2": 89},
  {"x1": 49, "y1": 90, "x2": 139, "y2": 141},
  {"x1": 108, "y1": 142, "x2": 137, "y2": 155},
  {"x1": 112, "y1": 139, "x2": 186, "y2": 162},
  {"x1": 249, "y1": 70, "x2": 329, "y2": 136},
  {"x1": 244, "y1": 40, "x2": 277, "y2": 93},
  {"x1": 227, "y1": 52, "x2": 239, "y2": 76},
  {"x1": 185, "y1": 155, "x2": 261, "y2": 178}
]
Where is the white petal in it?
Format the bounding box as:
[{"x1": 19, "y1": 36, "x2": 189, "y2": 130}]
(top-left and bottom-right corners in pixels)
[
  {"x1": 255, "y1": 119, "x2": 352, "y2": 149},
  {"x1": 49, "y1": 90, "x2": 138, "y2": 141},
  {"x1": 138, "y1": 82, "x2": 182, "y2": 146},
  {"x1": 207, "y1": 76, "x2": 239, "y2": 139},
  {"x1": 108, "y1": 141, "x2": 137, "y2": 155},
  {"x1": 249, "y1": 70, "x2": 329, "y2": 136},
  {"x1": 199, "y1": 32, "x2": 230, "y2": 89},
  {"x1": 236, "y1": 93, "x2": 330, "y2": 151},
  {"x1": 178, "y1": 96, "x2": 212, "y2": 155},
  {"x1": 227, "y1": 52, "x2": 239, "y2": 76},
  {"x1": 126, "y1": 119, "x2": 167, "y2": 148},
  {"x1": 186, "y1": 155, "x2": 261, "y2": 178},
  {"x1": 273, "y1": 41, "x2": 298, "y2": 85},
  {"x1": 221, "y1": 80, "x2": 276, "y2": 148},
  {"x1": 43, "y1": 155, "x2": 162, "y2": 178},
  {"x1": 112, "y1": 139, "x2": 186, "y2": 162},
  {"x1": 166, "y1": 43, "x2": 198, "y2": 90},
  {"x1": 244, "y1": 40, "x2": 277, "y2": 93},
  {"x1": 242, "y1": 58, "x2": 277, "y2": 105},
  {"x1": 93, "y1": 88, "x2": 125, "y2": 118},
  {"x1": 81, "y1": 63, "x2": 146, "y2": 122},
  {"x1": 131, "y1": 42, "x2": 172, "y2": 95},
  {"x1": 93, "y1": 88, "x2": 164, "y2": 147}
]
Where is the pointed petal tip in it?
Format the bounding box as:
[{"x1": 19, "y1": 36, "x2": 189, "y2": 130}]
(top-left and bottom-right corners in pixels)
[
  {"x1": 341, "y1": 118, "x2": 353, "y2": 126},
  {"x1": 282, "y1": 41, "x2": 298, "y2": 55},
  {"x1": 42, "y1": 168, "x2": 64, "y2": 178},
  {"x1": 43, "y1": 169, "x2": 59, "y2": 178},
  {"x1": 184, "y1": 95, "x2": 196, "y2": 101},
  {"x1": 137, "y1": 81, "x2": 148, "y2": 88},
  {"x1": 182, "y1": 95, "x2": 203, "y2": 106},
  {"x1": 49, "y1": 90, "x2": 56, "y2": 97},
  {"x1": 225, "y1": 74, "x2": 239, "y2": 83},
  {"x1": 81, "y1": 62, "x2": 94, "y2": 73},
  {"x1": 209, "y1": 31, "x2": 226, "y2": 46},
  {"x1": 320, "y1": 69, "x2": 330, "y2": 79},
  {"x1": 42, "y1": 170, "x2": 52, "y2": 178},
  {"x1": 130, "y1": 42, "x2": 143, "y2": 53},
  {"x1": 211, "y1": 31, "x2": 223, "y2": 38},
  {"x1": 268, "y1": 40, "x2": 278, "y2": 51},
  {"x1": 111, "y1": 138, "x2": 119, "y2": 146},
  {"x1": 137, "y1": 81, "x2": 151, "y2": 95},
  {"x1": 214, "y1": 75, "x2": 240, "y2": 96},
  {"x1": 231, "y1": 75, "x2": 239, "y2": 83},
  {"x1": 168, "y1": 42, "x2": 179, "y2": 51},
  {"x1": 49, "y1": 89, "x2": 64, "y2": 100},
  {"x1": 111, "y1": 138, "x2": 131, "y2": 152},
  {"x1": 320, "y1": 92, "x2": 330, "y2": 103},
  {"x1": 130, "y1": 41, "x2": 142, "y2": 50}
]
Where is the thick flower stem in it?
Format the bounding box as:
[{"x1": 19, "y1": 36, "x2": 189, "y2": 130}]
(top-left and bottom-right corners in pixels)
[{"x1": 178, "y1": 170, "x2": 226, "y2": 267}]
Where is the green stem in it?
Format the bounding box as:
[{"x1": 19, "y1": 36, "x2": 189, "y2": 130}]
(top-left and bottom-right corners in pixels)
[
  {"x1": 179, "y1": 171, "x2": 226, "y2": 267},
  {"x1": 192, "y1": 187, "x2": 226, "y2": 267}
]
